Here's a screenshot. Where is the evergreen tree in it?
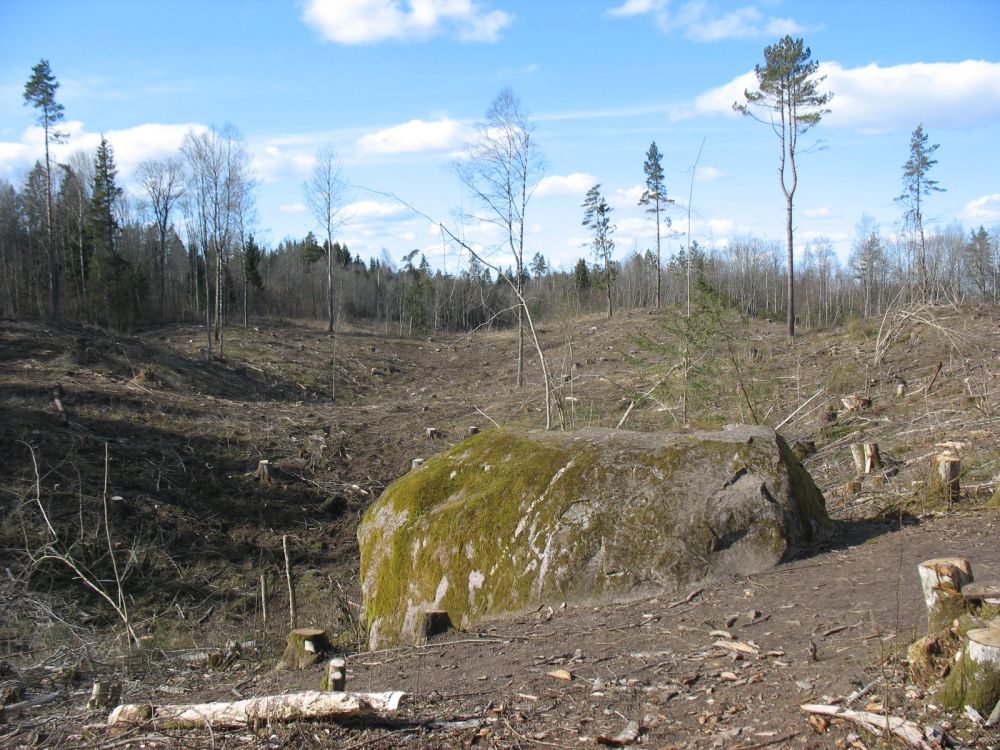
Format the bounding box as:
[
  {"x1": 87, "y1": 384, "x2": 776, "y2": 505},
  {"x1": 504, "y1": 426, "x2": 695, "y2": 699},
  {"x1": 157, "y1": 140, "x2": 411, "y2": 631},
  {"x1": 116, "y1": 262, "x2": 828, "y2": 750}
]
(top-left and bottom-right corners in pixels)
[
  {"x1": 897, "y1": 124, "x2": 944, "y2": 299},
  {"x1": 86, "y1": 137, "x2": 134, "y2": 328},
  {"x1": 638, "y1": 141, "x2": 672, "y2": 309},
  {"x1": 300, "y1": 231, "x2": 324, "y2": 263},
  {"x1": 582, "y1": 184, "x2": 616, "y2": 318},
  {"x1": 735, "y1": 36, "x2": 831, "y2": 338},
  {"x1": 23, "y1": 59, "x2": 66, "y2": 319}
]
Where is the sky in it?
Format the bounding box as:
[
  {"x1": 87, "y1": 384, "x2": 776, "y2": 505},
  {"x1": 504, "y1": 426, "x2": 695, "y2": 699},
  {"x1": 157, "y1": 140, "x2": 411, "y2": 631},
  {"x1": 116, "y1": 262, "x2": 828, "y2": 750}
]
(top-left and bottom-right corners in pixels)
[{"x1": 2, "y1": 0, "x2": 999, "y2": 274}]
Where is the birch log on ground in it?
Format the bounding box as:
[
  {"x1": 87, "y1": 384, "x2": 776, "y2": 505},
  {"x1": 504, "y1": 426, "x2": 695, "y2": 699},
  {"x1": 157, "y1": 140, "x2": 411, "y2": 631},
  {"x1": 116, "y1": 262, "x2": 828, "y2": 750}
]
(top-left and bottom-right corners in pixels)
[
  {"x1": 107, "y1": 690, "x2": 405, "y2": 729},
  {"x1": 918, "y1": 558, "x2": 973, "y2": 632},
  {"x1": 800, "y1": 704, "x2": 933, "y2": 750}
]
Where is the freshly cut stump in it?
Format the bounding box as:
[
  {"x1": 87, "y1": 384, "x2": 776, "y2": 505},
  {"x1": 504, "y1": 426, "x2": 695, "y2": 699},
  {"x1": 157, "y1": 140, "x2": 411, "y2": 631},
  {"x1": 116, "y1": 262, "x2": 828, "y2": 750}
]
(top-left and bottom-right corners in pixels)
[
  {"x1": 322, "y1": 657, "x2": 346, "y2": 691},
  {"x1": 937, "y1": 628, "x2": 1000, "y2": 714},
  {"x1": 278, "y1": 628, "x2": 329, "y2": 670},
  {"x1": 918, "y1": 558, "x2": 973, "y2": 632}
]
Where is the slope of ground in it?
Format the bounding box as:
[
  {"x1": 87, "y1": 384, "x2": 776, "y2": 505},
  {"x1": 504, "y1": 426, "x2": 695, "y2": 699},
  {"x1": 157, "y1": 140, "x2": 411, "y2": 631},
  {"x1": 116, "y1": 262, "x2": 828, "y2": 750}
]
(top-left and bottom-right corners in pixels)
[{"x1": 0, "y1": 304, "x2": 998, "y2": 748}]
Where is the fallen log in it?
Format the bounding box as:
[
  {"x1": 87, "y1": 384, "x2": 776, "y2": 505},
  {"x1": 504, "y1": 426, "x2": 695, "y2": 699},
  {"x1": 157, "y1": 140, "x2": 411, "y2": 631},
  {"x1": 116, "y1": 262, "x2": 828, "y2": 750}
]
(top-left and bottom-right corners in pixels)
[
  {"x1": 107, "y1": 689, "x2": 405, "y2": 729},
  {"x1": 800, "y1": 704, "x2": 933, "y2": 750}
]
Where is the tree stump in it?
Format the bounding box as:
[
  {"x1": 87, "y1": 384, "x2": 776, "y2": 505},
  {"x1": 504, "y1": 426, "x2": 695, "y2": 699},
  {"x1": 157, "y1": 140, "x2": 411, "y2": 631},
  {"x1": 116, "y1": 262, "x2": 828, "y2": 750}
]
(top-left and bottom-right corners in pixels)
[
  {"x1": 257, "y1": 460, "x2": 273, "y2": 484},
  {"x1": 467, "y1": 426, "x2": 480, "y2": 436},
  {"x1": 841, "y1": 395, "x2": 871, "y2": 412},
  {"x1": 321, "y1": 657, "x2": 346, "y2": 691},
  {"x1": 919, "y1": 558, "x2": 973, "y2": 632},
  {"x1": 850, "y1": 442, "x2": 881, "y2": 475},
  {"x1": 907, "y1": 628, "x2": 961, "y2": 689},
  {"x1": 415, "y1": 609, "x2": 452, "y2": 643},
  {"x1": 411, "y1": 458, "x2": 425, "y2": 470},
  {"x1": 425, "y1": 427, "x2": 438, "y2": 439},
  {"x1": 930, "y1": 452, "x2": 961, "y2": 504},
  {"x1": 278, "y1": 628, "x2": 329, "y2": 670},
  {"x1": 88, "y1": 681, "x2": 122, "y2": 710},
  {"x1": 937, "y1": 628, "x2": 1000, "y2": 714}
]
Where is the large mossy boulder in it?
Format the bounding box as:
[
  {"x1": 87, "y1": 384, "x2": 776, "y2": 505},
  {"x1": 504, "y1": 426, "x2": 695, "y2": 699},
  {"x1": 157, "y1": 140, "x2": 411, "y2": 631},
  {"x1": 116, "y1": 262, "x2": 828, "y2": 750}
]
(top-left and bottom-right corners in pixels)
[{"x1": 358, "y1": 425, "x2": 829, "y2": 649}]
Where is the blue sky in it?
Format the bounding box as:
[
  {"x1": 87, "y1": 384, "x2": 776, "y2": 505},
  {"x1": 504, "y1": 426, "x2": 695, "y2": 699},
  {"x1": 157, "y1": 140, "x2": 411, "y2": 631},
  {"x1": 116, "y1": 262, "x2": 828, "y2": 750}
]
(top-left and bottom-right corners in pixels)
[{"x1": 2, "y1": 0, "x2": 999, "y2": 272}]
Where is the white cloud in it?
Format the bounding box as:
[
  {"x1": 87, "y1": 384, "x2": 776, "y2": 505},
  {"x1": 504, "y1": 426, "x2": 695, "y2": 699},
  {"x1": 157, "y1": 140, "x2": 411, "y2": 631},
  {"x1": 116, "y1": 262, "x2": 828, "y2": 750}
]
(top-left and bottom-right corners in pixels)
[
  {"x1": 302, "y1": 0, "x2": 512, "y2": 45},
  {"x1": 534, "y1": 172, "x2": 596, "y2": 197},
  {"x1": 0, "y1": 121, "x2": 207, "y2": 182},
  {"x1": 608, "y1": 0, "x2": 665, "y2": 17},
  {"x1": 965, "y1": 194, "x2": 1000, "y2": 223},
  {"x1": 670, "y1": 70, "x2": 755, "y2": 122},
  {"x1": 252, "y1": 143, "x2": 316, "y2": 183},
  {"x1": 677, "y1": 60, "x2": 1000, "y2": 132},
  {"x1": 822, "y1": 60, "x2": 1000, "y2": 132},
  {"x1": 804, "y1": 207, "x2": 830, "y2": 218},
  {"x1": 358, "y1": 117, "x2": 469, "y2": 154},
  {"x1": 280, "y1": 203, "x2": 307, "y2": 213},
  {"x1": 613, "y1": 184, "x2": 645, "y2": 207},
  {"x1": 343, "y1": 199, "x2": 408, "y2": 219},
  {"x1": 608, "y1": 0, "x2": 803, "y2": 42},
  {"x1": 694, "y1": 165, "x2": 724, "y2": 182}
]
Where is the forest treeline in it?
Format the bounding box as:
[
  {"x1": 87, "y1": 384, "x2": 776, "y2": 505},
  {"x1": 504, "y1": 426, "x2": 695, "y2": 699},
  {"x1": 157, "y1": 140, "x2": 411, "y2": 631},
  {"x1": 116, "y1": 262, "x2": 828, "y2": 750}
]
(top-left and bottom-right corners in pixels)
[
  {"x1": 6, "y1": 58, "x2": 999, "y2": 344},
  {"x1": 2, "y1": 149, "x2": 998, "y2": 339}
]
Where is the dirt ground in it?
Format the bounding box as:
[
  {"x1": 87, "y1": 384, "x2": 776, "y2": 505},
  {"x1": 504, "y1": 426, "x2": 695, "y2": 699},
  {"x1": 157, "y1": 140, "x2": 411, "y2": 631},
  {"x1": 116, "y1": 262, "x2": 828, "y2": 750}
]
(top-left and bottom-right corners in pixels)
[{"x1": 1, "y1": 306, "x2": 999, "y2": 748}]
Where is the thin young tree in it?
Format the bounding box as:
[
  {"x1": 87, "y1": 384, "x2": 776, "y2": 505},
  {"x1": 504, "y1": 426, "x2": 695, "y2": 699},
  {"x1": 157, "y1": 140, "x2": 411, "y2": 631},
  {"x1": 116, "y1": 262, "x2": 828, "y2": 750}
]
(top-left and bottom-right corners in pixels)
[
  {"x1": 735, "y1": 36, "x2": 831, "y2": 339},
  {"x1": 897, "y1": 124, "x2": 944, "y2": 301},
  {"x1": 456, "y1": 88, "x2": 543, "y2": 388},
  {"x1": 305, "y1": 145, "x2": 346, "y2": 333},
  {"x1": 638, "y1": 142, "x2": 672, "y2": 310},
  {"x1": 582, "y1": 184, "x2": 616, "y2": 319},
  {"x1": 23, "y1": 59, "x2": 66, "y2": 319},
  {"x1": 136, "y1": 157, "x2": 184, "y2": 323},
  {"x1": 181, "y1": 124, "x2": 253, "y2": 360}
]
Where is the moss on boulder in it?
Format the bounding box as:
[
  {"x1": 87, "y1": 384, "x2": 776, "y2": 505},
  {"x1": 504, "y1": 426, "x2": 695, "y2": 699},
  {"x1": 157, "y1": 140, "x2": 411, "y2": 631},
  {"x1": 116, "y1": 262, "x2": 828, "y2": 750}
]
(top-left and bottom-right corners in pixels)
[{"x1": 358, "y1": 425, "x2": 830, "y2": 649}]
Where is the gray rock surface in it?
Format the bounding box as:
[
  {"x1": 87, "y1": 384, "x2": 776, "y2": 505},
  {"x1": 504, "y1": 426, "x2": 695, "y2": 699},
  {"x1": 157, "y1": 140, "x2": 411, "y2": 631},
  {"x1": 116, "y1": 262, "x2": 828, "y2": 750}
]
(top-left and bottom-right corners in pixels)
[{"x1": 358, "y1": 424, "x2": 829, "y2": 648}]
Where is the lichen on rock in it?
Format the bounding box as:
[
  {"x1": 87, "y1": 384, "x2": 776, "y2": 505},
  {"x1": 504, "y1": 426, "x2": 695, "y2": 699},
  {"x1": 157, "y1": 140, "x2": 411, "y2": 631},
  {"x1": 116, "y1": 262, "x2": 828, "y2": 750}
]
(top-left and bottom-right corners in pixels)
[{"x1": 358, "y1": 425, "x2": 830, "y2": 649}]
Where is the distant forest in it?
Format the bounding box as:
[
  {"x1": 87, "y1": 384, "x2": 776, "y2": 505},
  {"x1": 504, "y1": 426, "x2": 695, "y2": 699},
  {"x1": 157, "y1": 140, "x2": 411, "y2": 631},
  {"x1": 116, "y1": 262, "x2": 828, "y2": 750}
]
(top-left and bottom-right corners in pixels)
[{"x1": 6, "y1": 59, "x2": 999, "y2": 342}]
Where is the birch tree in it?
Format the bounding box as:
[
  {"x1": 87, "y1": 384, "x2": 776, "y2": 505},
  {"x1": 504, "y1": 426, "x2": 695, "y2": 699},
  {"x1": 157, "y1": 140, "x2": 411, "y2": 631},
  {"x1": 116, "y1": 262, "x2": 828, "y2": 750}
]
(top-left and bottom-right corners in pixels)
[
  {"x1": 305, "y1": 145, "x2": 347, "y2": 333},
  {"x1": 456, "y1": 88, "x2": 543, "y2": 388}
]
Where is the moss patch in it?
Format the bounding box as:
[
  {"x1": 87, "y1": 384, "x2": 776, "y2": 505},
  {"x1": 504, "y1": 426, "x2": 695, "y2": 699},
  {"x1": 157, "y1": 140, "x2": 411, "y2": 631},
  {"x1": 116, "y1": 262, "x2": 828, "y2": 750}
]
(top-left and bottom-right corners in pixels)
[{"x1": 359, "y1": 425, "x2": 830, "y2": 649}]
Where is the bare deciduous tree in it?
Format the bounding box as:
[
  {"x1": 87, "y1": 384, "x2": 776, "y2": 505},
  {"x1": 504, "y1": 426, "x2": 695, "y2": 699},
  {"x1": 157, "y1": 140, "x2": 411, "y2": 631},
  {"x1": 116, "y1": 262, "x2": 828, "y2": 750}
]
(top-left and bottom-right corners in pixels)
[
  {"x1": 181, "y1": 124, "x2": 254, "y2": 360},
  {"x1": 457, "y1": 88, "x2": 543, "y2": 387},
  {"x1": 137, "y1": 157, "x2": 185, "y2": 324},
  {"x1": 305, "y1": 145, "x2": 347, "y2": 333}
]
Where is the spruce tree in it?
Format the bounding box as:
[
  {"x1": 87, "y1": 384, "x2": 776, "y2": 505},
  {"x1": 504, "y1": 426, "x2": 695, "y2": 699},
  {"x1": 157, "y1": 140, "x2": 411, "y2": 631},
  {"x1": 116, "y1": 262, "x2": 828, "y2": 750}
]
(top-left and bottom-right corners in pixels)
[{"x1": 86, "y1": 137, "x2": 131, "y2": 328}]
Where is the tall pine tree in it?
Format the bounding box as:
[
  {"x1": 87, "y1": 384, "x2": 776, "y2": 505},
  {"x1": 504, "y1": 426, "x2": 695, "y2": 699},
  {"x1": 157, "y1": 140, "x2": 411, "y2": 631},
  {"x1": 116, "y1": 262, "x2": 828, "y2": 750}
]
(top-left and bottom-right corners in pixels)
[
  {"x1": 582, "y1": 184, "x2": 616, "y2": 319},
  {"x1": 638, "y1": 142, "x2": 671, "y2": 310},
  {"x1": 897, "y1": 124, "x2": 943, "y2": 300},
  {"x1": 735, "y1": 36, "x2": 831, "y2": 338},
  {"x1": 23, "y1": 59, "x2": 66, "y2": 319}
]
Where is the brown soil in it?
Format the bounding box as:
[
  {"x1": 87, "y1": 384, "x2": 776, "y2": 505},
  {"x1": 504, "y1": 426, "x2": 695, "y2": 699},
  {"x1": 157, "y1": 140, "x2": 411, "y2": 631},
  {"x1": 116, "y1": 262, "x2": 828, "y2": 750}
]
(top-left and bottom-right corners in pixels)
[{"x1": 1, "y1": 306, "x2": 999, "y2": 749}]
